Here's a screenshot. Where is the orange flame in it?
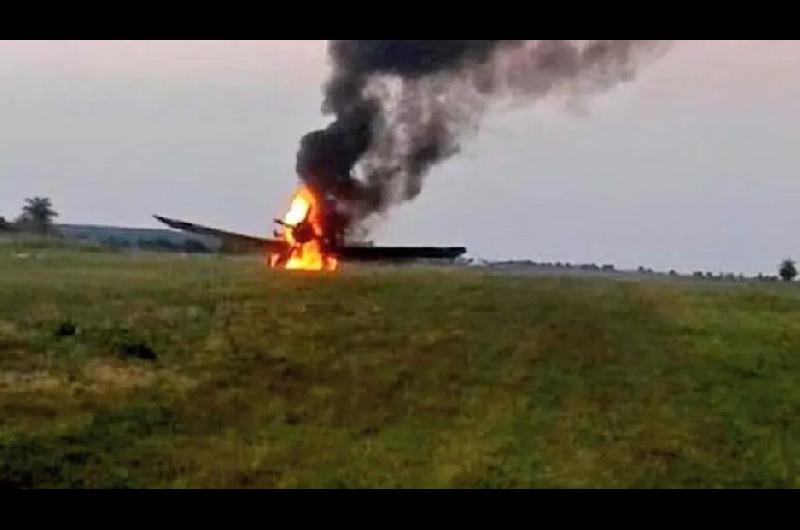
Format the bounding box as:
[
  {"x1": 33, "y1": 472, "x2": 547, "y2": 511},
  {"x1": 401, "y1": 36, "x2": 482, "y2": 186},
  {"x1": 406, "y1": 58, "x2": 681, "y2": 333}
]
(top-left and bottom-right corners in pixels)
[{"x1": 269, "y1": 186, "x2": 338, "y2": 272}]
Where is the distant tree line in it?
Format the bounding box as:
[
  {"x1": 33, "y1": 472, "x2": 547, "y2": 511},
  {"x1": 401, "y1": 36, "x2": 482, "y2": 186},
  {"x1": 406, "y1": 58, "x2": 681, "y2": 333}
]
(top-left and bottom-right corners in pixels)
[
  {"x1": 102, "y1": 235, "x2": 211, "y2": 253},
  {"x1": 490, "y1": 260, "x2": 617, "y2": 272},
  {"x1": 2, "y1": 196, "x2": 212, "y2": 253},
  {"x1": 486, "y1": 259, "x2": 800, "y2": 283},
  {"x1": 3, "y1": 197, "x2": 799, "y2": 272}
]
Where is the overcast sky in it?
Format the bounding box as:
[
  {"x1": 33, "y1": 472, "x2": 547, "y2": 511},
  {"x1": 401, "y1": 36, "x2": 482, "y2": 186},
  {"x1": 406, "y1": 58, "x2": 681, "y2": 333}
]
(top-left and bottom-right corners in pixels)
[{"x1": 1, "y1": 40, "x2": 799, "y2": 274}]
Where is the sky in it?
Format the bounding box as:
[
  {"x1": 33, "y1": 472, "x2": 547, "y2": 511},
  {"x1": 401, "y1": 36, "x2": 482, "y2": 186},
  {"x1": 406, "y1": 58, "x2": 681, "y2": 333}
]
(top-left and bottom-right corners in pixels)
[{"x1": 1, "y1": 40, "x2": 799, "y2": 275}]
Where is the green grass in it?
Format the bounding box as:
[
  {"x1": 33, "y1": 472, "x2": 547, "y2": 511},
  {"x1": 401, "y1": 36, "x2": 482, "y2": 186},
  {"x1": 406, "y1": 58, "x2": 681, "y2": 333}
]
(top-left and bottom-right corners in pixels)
[{"x1": 1, "y1": 246, "x2": 799, "y2": 488}]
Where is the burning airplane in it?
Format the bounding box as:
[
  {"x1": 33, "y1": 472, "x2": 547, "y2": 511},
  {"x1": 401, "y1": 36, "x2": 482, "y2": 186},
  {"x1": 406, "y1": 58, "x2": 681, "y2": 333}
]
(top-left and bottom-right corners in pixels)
[
  {"x1": 159, "y1": 41, "x2": 669, "y2": 271},
  {"x1": 269, "y1": 185, "x2": 339, "y2": 271},
  {"x1": 154, "y1": 185, "x2": 467, "y2": 270}
]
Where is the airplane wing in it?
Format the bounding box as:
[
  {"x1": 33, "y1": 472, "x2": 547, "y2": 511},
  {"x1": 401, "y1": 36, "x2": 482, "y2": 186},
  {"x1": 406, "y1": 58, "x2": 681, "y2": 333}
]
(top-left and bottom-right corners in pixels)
[
  {"x1": 153, "y1": 215, "x2": 287, "y2": 253},
  {"x1": 153, "y1": 215, "x2": 466, "y2": 261}
]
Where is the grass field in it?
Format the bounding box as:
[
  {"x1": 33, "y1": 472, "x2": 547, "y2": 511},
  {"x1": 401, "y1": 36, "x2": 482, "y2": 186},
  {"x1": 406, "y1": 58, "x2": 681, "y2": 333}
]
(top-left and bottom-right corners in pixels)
[{"x1": 1, "y1": 242, "x2": 799, "y2": 488}]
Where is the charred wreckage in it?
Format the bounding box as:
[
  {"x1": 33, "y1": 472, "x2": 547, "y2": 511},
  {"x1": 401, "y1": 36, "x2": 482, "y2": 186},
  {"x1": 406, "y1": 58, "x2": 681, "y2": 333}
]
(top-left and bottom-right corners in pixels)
[{"x1": 154, "y1": 186, "x2": 466, "y2": 268}]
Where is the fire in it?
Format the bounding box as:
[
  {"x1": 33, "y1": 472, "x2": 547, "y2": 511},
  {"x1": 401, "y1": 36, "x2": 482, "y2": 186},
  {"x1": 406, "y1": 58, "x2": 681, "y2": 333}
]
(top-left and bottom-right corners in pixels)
[{"x1": 269, "y1": 185, "x2": 338, "y2": 272}]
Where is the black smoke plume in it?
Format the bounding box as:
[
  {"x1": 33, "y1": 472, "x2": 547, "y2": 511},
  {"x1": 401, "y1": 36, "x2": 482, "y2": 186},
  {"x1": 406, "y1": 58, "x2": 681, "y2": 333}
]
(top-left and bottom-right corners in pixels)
[{"x1": 297, "y1": 40, "x2": 670, "y2": 233}]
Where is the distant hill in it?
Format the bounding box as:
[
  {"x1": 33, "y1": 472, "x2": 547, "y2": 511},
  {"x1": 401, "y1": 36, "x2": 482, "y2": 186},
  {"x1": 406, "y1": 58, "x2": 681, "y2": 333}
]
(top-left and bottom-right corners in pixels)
[{"x1": 57, "y1": 223, "x2": 221, "y2": 252}]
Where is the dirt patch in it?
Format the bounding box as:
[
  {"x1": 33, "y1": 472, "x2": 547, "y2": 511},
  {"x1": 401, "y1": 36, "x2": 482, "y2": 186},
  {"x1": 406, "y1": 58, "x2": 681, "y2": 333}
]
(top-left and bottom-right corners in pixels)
[
  {"x1": 0, "y1": 371, "x2": 62, "y2": 394},
  {"x1": 81, "y1": 360, "x2": 158, "y2": 392},
  {"x1": 0, "y1": 360, "x2": 196, "y2": 396}
]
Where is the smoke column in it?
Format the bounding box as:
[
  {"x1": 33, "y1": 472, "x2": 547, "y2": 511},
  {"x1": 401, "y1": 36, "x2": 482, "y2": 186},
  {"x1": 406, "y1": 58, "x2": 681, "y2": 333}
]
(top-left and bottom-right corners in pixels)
[{"x1": 296, "y1": 40, "x2": 670, "y2": 232}]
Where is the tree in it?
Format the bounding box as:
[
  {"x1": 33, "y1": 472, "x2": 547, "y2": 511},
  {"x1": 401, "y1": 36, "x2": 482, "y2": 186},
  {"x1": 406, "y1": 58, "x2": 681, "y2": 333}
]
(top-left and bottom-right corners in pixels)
[
  {"x1": 0, "y1": 216, "x2": 8, "y2": 231},
  {"x1": 779, "y1": 258, "x2": 797, "y2": 282},
  {"x1": 16, "y1": 197, "x2": 58, "y2": 234}
]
